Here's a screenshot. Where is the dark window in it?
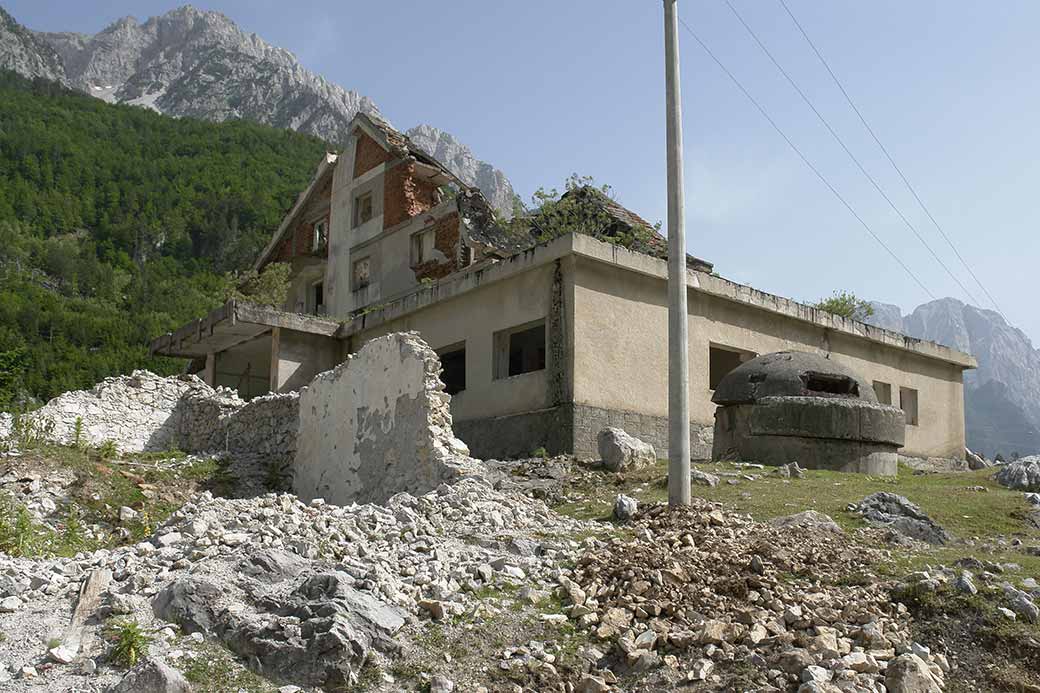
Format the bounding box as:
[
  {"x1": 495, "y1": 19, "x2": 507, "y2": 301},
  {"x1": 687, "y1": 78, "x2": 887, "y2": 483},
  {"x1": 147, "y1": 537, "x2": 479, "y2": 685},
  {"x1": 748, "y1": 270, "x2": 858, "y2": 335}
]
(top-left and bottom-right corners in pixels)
[
  {"x1": 873, "y1": 381, "x2": 892, "y2": 405},
  {"x1": 709, "y1": 345, "x2": 755, "y2": 390},
  {"x1": 437, "y1": 343, "x2": 466, "y2": 395},
  {"x1": 311, "y1": 282, "x2": 324, "y2": 315},
  {"x1": 495, "y1": 321, "x2": 546, "y2": 379},
  {"x1": 900, "y1": 386, "x2": 919, "y2": 426},
  {"x1": 802, "y1": 371, "x2": 859, "y2": 397}
]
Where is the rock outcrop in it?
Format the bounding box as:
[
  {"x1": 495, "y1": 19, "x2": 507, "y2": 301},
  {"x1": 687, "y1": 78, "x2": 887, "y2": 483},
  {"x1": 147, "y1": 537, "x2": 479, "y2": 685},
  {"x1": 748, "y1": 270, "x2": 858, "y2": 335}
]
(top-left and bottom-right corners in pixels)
[
  {"x1": 995, "y1": 457, "x2": 1040, "y2": 492},
  {"x1": 0, "y1": 7, "x2": 66, "y2": 84},
  {"x1": 854, "y1": 493, "x2": 952, "y2": 545}
]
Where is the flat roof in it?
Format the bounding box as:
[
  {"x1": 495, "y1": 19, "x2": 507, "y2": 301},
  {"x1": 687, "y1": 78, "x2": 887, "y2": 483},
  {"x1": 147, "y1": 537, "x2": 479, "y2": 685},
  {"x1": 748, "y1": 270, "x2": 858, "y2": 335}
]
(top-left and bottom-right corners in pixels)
[
  {"x1": 150, "y1": 300, "x2": 339, "y2": 359},
  {"x1": 342, "y1": 232, "x2": 977, "y2": 370}
]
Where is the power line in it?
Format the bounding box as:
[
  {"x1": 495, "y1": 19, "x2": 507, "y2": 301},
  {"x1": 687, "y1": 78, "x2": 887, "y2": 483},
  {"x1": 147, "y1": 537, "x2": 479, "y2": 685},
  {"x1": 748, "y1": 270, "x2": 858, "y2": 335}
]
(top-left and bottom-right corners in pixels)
[
  {"x1": 776, "y1": 0, "x2": 1008, "y2": 321},
  {"x1": 721, "y1": 0, "x2": 980, "y2": 307},
  {"x1": 675, "y1": 15, "x2": 936, "y2": 299}
]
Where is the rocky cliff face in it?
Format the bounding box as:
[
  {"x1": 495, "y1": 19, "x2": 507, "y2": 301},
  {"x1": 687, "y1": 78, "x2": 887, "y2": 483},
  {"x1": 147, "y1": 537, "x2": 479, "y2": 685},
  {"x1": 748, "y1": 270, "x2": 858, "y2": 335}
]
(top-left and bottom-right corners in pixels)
[
  {"x1": 869, "y1": 298, "x2": 1040, "y2": 457},
  {"x1": 0, "y1": 6, "x2": 65, "y2": 83},
  {"x1": 0, "y1": 5, "x2": 516, "y2": 215}
]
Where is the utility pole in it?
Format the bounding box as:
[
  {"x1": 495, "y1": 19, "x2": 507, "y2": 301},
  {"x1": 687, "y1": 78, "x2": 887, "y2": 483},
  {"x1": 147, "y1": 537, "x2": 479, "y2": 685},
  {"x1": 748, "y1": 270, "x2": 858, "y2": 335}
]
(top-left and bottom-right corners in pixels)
[{"x1": 664, "y1": 0, "x2": 691, "y2": 506}]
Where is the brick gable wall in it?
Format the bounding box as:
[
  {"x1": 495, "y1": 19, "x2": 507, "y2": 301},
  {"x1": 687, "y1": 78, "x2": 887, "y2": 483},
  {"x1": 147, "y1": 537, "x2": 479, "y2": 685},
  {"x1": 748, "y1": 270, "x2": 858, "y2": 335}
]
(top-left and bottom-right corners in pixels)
[{"x1": 354, "y1": 131, "x2": 389, "y2": 179}]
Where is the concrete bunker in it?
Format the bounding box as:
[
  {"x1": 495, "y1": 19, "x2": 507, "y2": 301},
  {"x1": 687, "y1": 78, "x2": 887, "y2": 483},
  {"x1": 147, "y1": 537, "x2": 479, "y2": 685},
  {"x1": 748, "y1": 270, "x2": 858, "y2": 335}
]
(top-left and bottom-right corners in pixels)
[{"x1": 711, "y1": 351, "x2": 905, "y2": 476}]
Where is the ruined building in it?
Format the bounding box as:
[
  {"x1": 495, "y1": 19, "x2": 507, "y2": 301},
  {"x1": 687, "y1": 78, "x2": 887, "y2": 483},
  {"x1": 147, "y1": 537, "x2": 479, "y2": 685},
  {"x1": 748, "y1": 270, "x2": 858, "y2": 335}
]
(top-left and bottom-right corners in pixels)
[{"x1": 151, "y1": 112, "x2": 976, "y2": 464}]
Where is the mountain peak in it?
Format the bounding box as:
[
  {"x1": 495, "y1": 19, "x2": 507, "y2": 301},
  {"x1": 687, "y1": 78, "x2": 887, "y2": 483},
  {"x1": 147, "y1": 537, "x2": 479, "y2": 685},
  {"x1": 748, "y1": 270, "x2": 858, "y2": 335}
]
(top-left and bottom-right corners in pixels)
[{"x1": 0, "y1": 5, "x2": 516, "y2": 216}]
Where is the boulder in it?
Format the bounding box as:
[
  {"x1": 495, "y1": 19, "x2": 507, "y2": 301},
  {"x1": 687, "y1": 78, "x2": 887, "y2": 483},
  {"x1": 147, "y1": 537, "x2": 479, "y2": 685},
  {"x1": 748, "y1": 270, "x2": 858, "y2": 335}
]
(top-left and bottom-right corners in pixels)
[
  {"x1": 613, "y1": 494, "x2": 639, "y2": 523},
  {"x1": 597, "y1": 428, "x2": 655, "y2": 473},
  {"x1": 770, "y1": 510, "x2": 843, "y2": 535},
  {"x1": 153, "y1": 549, "x2": 406, "y2": 688},
  {"x1": 995, "y1": 457, "x2": 1040, "y2": 491},
  {"x1": 110, "y1": 658, "x2": 192, "y2": 693},
  {"x1": 965, "y1": 448, "x2": 991, "y2": 470},
  {"x1": 884, "y1": 654, "x2": 941, "y2": 693},
  {"x1": 854, "y1": 493, "x2": 951, "y2": 545},
  {"x1": 691, "y1": 469, "x2": 719, "y2": 487}
]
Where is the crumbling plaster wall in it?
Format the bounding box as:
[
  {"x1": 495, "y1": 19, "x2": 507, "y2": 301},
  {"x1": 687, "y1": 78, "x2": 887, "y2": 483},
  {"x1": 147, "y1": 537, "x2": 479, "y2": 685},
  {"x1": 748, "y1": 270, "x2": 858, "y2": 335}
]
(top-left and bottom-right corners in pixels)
[{"x1": 294, "y1": 332, "x2": 482, "y2": 506}]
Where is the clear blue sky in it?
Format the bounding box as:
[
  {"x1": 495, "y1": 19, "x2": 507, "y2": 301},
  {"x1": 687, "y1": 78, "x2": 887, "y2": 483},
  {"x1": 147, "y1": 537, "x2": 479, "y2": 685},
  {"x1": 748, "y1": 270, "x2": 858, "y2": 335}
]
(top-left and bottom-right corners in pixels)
[{"x1": 10, "y1": 1, "x2": 1038, "y2": 342}]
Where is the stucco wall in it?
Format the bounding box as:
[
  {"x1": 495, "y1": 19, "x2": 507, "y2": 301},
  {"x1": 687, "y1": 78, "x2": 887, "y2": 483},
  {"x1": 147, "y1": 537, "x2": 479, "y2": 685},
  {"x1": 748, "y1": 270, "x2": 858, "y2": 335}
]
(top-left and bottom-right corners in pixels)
[
  {"x1": 571, "y1": 257, "x2": 966, "y2": 459},
  {"x1": 272, "y1": 328, "x2": 339, "y2": 393},
  {"x1": 354, "y1": 262, "x2": 558, "y2": 423},
  {"x1": 293, "y1": 332, "x2": 480, "y2": 505}
]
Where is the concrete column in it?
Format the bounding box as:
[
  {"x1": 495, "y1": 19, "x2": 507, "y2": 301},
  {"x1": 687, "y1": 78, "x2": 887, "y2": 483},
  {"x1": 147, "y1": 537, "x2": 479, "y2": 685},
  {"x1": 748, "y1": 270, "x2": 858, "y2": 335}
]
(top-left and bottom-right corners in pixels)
[
  {"x1": 269, "y1": 327, "x2": 281, "y2": 393},
  {"x1": 203, "y1": 353, "x2": 215, "y2": 388},
  {"x1": 664, "y1": 0, "x2": 691, "y2": 506}
]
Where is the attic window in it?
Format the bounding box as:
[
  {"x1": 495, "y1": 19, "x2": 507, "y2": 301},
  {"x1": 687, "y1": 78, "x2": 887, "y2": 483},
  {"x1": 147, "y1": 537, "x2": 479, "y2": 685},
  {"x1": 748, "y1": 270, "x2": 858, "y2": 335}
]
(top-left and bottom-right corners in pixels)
[
  {"x1": 802, "y1": 371, "x2": 859, "y2": 397},
  {"x1": 311, "y1": 220, "x2": 327, "y2": 251}
]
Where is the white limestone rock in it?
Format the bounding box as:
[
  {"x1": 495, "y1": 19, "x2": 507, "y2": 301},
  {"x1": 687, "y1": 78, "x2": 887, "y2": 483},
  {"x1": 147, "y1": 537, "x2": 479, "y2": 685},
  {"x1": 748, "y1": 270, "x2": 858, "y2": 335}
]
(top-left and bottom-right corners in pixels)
[{"x1": 597, "y1": 428, "x2": 655, "y2": 473}]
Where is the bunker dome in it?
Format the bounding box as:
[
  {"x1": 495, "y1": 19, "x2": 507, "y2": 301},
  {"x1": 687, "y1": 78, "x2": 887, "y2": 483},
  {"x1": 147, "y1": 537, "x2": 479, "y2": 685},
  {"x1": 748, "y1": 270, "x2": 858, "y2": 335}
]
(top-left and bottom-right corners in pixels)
[{"x1": 711, "y1": 351, "x2": 905, "y2": 476}]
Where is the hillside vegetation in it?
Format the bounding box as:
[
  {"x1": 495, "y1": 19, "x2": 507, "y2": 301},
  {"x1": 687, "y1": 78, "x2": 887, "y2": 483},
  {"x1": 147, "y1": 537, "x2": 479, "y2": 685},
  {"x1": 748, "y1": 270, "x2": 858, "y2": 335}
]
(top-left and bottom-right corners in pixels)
[{"x1": 0, "y1": 70, "x2": 327, "y2": 410}]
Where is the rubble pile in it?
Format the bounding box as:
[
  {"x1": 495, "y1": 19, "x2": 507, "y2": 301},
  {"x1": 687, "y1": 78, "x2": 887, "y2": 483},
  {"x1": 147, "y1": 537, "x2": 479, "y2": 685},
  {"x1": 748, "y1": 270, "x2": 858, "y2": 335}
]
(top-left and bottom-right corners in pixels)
[
  {"x1": 558, "y1": 500, "x2": 947, "y2": 692},
  {"x1": 0, "y1": 478, "x2": 589, "y2": 691}
]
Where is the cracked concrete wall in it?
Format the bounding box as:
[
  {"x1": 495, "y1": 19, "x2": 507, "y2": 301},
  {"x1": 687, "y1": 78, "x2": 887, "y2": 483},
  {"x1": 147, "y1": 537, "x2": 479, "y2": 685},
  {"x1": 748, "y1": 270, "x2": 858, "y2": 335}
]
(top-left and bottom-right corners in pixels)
[{"x1": 293, "y1": 332, "x2": 482, "y2": 506}]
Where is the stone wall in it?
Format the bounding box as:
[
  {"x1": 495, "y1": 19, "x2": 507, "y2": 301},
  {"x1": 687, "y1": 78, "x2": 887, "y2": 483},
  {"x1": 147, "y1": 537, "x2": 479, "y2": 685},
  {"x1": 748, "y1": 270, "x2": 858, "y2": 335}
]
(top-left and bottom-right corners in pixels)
[
  {"x1": 22, "y1": 371, "x2": 211, "y2": 452},
  {"x1": 294, "y1": 332, "x2": 483, "y2": 505},
  {"x1": 14, "y1": 370, "x2": 298, "y2": 458}
]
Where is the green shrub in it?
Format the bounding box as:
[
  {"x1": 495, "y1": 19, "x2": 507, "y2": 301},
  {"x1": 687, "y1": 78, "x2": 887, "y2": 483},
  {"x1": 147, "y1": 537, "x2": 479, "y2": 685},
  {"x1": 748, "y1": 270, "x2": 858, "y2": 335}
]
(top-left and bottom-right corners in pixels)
[
  {"x1": 96, "y1": 440, "x2": 118, "y2": 460},
  {"x1": 105, "y1": 619, "x2": 153, "y2": 669}
]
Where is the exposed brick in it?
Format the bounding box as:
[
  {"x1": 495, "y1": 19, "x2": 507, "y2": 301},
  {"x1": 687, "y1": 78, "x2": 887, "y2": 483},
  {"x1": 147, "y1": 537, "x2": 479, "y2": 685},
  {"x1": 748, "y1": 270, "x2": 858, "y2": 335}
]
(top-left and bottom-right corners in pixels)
[
  {"x1": 413, "y1": 212, "x2": 461, "y2": 282},
  {"x1": 266, "y1": 177, "x2": 332, "y2": 268},
  {"x1": 354, "y1": 131, "x2": 388, "y2": 179},
  {"x1": 383, "y1": 160, "x2": 438, "y2": 230}
]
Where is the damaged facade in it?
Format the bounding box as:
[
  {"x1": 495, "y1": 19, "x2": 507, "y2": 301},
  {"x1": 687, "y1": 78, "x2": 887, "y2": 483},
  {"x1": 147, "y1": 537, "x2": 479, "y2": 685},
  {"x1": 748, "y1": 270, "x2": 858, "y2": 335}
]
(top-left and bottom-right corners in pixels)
[{"x1": 152, "y1": 113, "x2": 977, "y2": 464}]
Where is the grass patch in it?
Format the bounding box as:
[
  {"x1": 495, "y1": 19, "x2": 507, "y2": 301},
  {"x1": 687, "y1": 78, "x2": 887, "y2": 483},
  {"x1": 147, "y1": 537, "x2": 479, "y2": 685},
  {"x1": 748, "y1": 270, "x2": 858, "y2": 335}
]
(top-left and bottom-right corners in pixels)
[
  {"x1": 182, "y1": 641, "x2": 278, "y2": 693},
  {"x1": 0, "y1": 443, "x2": 236, "y2": 556},
  {"x1": 554, "y1": 459, "x2": 1040, "y2": 581}
]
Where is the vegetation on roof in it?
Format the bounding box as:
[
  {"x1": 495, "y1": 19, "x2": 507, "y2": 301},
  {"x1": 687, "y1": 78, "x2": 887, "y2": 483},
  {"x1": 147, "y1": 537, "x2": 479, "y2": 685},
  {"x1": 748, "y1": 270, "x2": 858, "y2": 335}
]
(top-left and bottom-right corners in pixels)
[
  {"x1": 498, "y1": 174, "x2": 679, "y2": 263},
  {"x1": 815, "y1": 290, "x2": 875, "y2": 321}
]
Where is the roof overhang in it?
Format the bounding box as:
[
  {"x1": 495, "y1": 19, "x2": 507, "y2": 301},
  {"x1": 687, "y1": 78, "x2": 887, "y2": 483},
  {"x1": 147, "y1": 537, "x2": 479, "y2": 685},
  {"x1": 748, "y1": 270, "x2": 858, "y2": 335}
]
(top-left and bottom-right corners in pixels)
[
  {"x1": 150, "y1": 300, "x2": 340, "y2": 359},
  {"x1": 253, "y1": 153, "x2": 338, "y2": 271}
]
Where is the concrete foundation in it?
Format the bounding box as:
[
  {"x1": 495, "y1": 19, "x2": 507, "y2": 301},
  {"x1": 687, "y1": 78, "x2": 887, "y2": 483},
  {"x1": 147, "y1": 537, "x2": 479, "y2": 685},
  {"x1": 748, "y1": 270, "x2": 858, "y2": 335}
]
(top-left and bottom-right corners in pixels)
[{"x1": 453, "y1": 402, "x2": 714, "y2": 462}]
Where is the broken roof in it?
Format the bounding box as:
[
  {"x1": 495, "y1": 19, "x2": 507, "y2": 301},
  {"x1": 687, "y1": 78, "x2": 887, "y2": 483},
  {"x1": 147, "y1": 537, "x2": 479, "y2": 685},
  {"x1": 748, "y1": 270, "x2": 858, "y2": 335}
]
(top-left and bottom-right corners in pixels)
[
  {"x1": 253, "y1": 152, "x2": 337, "y2": 271},
  {"x1": 492, "y1": 186, "x2": 714, "y2": 273}
]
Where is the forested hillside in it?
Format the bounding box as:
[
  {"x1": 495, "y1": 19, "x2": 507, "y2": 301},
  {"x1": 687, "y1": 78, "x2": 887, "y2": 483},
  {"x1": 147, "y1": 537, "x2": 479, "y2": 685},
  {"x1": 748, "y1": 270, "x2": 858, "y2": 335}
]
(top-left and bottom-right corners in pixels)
[{"x1": 0, "y1": 70, "x2": 328, "y2": 410}]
